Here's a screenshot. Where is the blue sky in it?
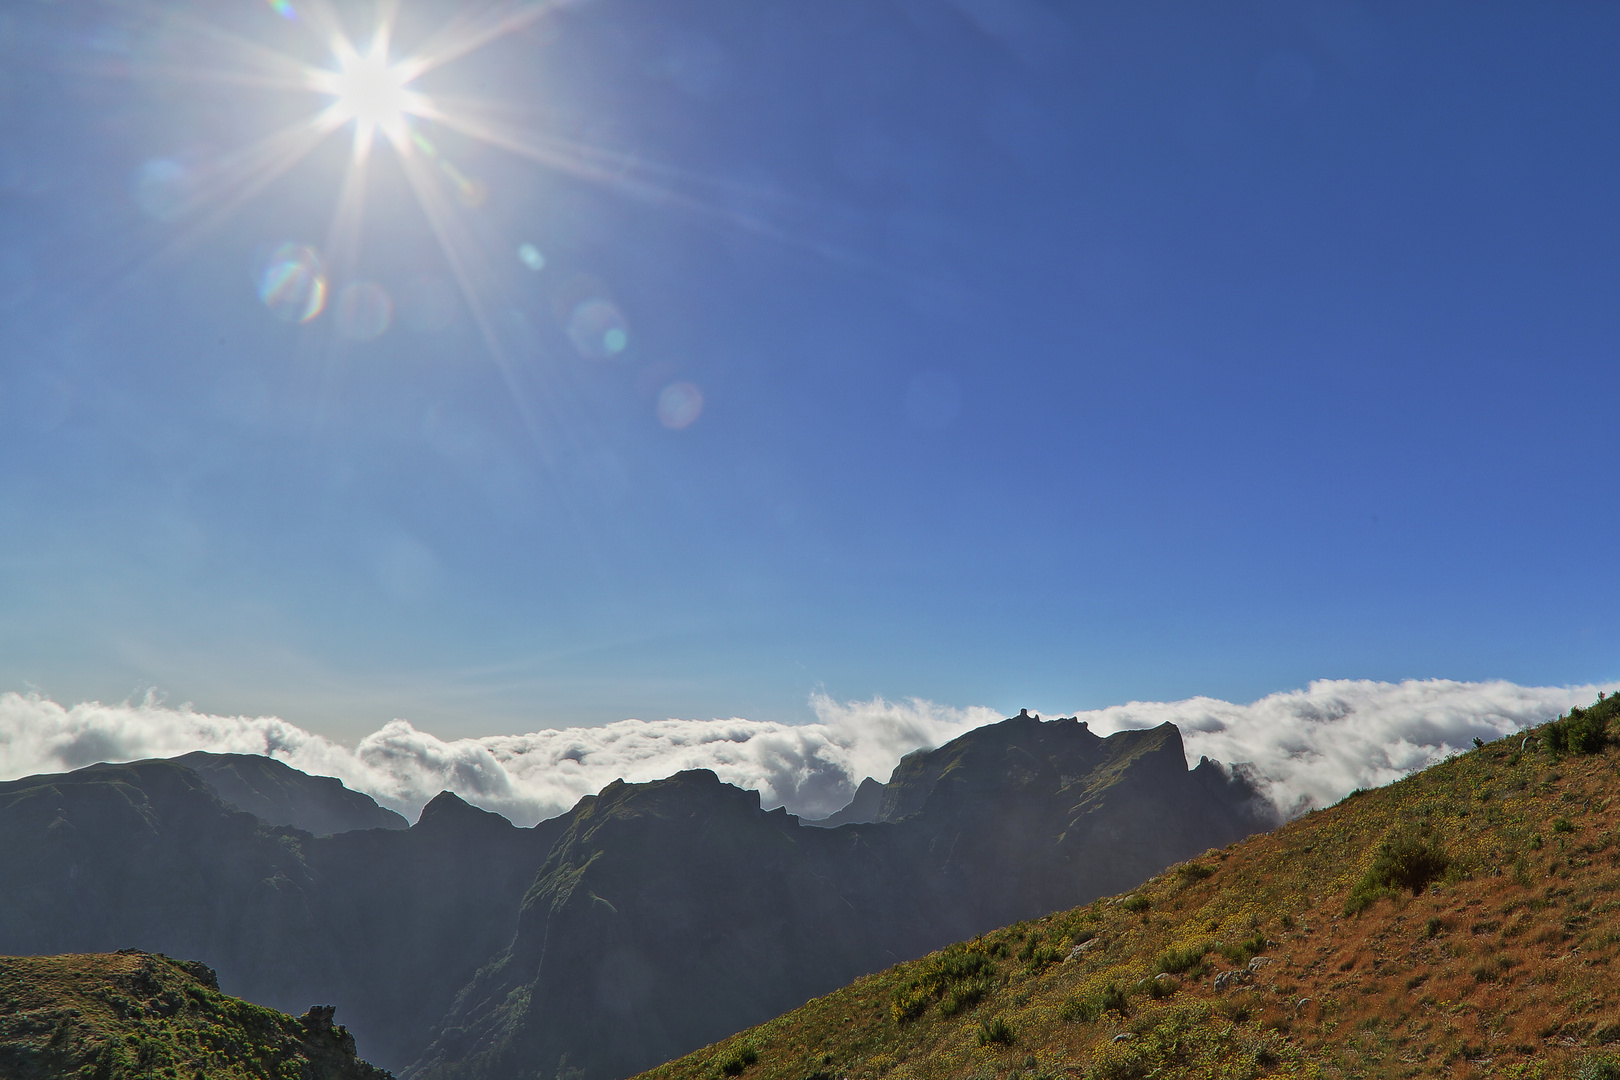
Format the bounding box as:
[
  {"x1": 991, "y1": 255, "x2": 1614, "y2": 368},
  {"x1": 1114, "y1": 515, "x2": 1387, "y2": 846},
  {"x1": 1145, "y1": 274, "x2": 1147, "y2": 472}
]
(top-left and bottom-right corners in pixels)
[{"x1": 0, "y1": 0, "x2": 1616, "y2": 741}]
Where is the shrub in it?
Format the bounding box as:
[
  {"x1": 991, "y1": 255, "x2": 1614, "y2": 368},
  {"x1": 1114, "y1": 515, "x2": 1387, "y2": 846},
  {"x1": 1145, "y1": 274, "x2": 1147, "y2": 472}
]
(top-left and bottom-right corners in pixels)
[
  {"x1": 1060, "y1": 994, "x2": 1101, "y2": 1023},
  {"x1": 1176, "y1": 863, "x2": 1214, "y2": 885},
  {"x1": 1425, "y1": 916, "x2": 1444, "y2": 938},
  {"x1": 938, "y1": 976, "x2": 993, "y2": 1017},
  {"x1": 1120, "y1": 894, "x2": 1151, "y2": 914},
  {"x1": 1214, "y1": 933, "x2": 1267, "y2": 965},
  {"x1": 1575, "y1": 1052, "x2": 1620, "y2": 1080},
  {"x1": 1545, "y1": 697, "x2": 1616, "y2": 756},
  {"x1": 1344, "y1": 826, "x2": 1451, "y2": 915},
  {"x1": 976, "y1": 1017, "x2": 1015, "y2": 1047},
  {"x1": 1143, "y1": 976, "x2": 1177, "y2": 1000},
  {"x1": 1155, "y1": 944, "x2": 1211, "y2": 977},
  {"x1": 1554, "y1": 817, "x2": 1576, "y2": 834},
  {"x1": 717, "y1": 1046, "x2": 758, "y2": 1077},
  {"x1": 1086, "y1": 1045, "x2": 1147, "y2": 1080},
  {"x1": 891, "y1": 946, "x2": 998, "y2": 1023},
  {"x1": 1098, "y1": 982, "x2": 1129, "y2": 1016}
]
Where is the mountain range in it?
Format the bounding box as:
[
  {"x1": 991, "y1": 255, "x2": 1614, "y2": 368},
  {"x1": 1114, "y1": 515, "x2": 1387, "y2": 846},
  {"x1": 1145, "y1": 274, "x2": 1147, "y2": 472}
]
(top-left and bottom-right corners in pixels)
[{"x1": 0, "y1": 712, "x2": 1277, "y2": 1079}]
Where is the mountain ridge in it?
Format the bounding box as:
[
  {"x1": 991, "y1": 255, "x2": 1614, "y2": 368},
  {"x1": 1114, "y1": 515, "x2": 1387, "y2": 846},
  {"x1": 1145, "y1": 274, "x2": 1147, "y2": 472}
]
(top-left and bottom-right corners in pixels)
[
  {"x1": 631, "y1": 694, "x2": 1620, "y2": 1080},
  {"x1": 405, "y1": 715, "x2": 1276, "y2": 1080}
]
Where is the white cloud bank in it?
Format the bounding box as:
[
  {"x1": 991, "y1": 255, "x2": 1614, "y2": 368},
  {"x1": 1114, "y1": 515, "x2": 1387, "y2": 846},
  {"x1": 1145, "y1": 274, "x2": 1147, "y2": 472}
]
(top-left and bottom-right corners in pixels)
[
  {"x1": 1069, "y1": 678, "x2": 1617, "y2": 818},
  {"x1": 0, "y1": 679, "x2": 1611, "y2": 826}
]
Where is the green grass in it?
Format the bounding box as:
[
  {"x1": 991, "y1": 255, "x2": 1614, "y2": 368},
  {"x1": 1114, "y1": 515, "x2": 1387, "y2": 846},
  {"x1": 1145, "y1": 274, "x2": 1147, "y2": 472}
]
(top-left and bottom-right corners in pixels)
[{"x1": 0, "y1": 952, "x2": 391, "y2": 1080}]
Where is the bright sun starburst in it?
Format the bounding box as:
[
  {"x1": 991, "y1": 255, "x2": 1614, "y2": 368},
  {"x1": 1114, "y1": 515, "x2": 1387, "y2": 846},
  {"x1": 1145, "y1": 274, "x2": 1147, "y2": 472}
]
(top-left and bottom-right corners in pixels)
[
  {"x1": 121, "y1": 0, "x2": 819, "y2": 436},
  {"x1": 317, "y1": 40, "x2": 420, "y2": 142}
]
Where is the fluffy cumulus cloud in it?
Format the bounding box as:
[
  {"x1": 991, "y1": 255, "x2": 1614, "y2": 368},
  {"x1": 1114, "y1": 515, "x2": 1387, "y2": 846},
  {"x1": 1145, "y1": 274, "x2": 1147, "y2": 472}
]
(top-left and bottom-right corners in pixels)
[
  {"x1": 0, "y1": 690, "x2": 998, "y2": 825},
  {"x1": 0, "y1": 679, "x2": 1611, "y2": 826},
  {"x1": 1068, "y1": 678, "x2": 1619, "y2": 817}
]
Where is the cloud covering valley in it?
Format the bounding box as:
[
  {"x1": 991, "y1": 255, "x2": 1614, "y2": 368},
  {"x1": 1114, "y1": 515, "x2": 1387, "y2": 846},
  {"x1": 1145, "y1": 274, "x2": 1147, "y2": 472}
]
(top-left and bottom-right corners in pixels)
[{"x1": 0, "y1": 679, "x2": 1611, "y2": 826}]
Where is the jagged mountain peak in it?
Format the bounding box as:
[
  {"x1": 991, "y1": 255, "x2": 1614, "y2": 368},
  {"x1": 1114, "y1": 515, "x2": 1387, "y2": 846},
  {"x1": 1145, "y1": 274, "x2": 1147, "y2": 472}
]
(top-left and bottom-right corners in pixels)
[{"x1": 414, "y1": 790, "x2": 516, "y2": 833}]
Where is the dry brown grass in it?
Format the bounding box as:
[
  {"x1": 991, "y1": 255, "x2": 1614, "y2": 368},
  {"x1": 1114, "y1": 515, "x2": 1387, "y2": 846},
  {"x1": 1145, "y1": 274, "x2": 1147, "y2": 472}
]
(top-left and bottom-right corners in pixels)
[{"x1": 635, "y1": 710, "x2": 1620, "y2": 1080}]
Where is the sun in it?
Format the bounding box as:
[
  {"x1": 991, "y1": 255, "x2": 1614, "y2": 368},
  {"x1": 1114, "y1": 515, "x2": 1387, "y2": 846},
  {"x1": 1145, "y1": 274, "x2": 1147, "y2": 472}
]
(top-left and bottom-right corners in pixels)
[
  {"x1": 303, "y1": 23, "x2": 427, "y2": 154},
  {"x1": 327, "y1": 43, "x2": 415, "y2": 135}
]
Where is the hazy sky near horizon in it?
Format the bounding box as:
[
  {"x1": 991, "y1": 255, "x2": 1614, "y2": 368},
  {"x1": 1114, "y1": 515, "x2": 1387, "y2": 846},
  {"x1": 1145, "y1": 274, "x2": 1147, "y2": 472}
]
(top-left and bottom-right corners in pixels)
[{"x1": 0, "y1": 0, "x2": 1616, "y2": 739}]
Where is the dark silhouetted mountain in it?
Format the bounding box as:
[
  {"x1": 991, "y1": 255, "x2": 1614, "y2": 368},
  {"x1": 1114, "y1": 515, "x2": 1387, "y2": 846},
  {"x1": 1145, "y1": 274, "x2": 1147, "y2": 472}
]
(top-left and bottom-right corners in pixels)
[
  {"x1": 0, "y1": 759, "x2": 564, "y2": 1073},
  {"x1": 404, "y1": 714, "x2": 1276, "y2": 1080},
  {"x1": 807, "y1": 775, "x2": 884, "y2": 826},
  {"x1": 0, "y1": 715, "x2": 1276, "y2": 1080},
  {"x1": 174, "y1": 750, "x2": 409, "y2": 834}
]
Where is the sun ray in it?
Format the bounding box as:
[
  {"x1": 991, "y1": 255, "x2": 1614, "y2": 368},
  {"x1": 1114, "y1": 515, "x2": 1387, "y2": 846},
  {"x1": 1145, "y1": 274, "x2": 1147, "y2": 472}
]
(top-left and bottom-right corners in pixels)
[
  {"x1": 392, "y1": 0, "x2": 566, "y2": 83},
  {"x1": 391, "y1": 133, "x2": 555, "y2": 453},
  {"x1": 418, "y1": 106, "x2": 864, "y2": 266}
]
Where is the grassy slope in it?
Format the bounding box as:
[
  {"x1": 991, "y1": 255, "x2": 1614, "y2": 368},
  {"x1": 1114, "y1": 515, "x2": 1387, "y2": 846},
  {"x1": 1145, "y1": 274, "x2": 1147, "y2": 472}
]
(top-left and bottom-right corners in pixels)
[
  {"x1": 638, "y1": 701, "x2": 1620, "y2": 1080},
  {"x1": 0, "y1": 951, "x2": 393, "y2": 1080}
]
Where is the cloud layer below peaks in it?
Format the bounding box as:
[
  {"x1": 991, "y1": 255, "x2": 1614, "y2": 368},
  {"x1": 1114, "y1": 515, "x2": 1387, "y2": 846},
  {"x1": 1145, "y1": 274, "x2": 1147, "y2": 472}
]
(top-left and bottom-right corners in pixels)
[{"x1": 0, "y1": 679, "x2": 1610, "y2": 826}]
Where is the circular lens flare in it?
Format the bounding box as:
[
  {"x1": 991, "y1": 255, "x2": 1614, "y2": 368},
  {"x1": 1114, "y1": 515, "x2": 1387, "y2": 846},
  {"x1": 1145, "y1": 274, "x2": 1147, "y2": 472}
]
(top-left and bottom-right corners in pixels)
[
  {"x1": 657, "y1": 382, "x2": 704, "y2": 429},
  {"x1": 567, "y1": 297, "x2": 629, "y2": 359},
  {"x1": 259, "y1": 243, "x2": 328, "y2": 323},
  {"x1": 336, "y1": 280, "x2": 394, "y2": 340}
]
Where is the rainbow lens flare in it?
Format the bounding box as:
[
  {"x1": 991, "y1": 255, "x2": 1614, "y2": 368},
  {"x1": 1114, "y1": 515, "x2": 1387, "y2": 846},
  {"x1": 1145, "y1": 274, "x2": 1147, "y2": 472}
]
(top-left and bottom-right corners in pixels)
[
  {"x1": 259, "y1": 243, "x2": 328, "y2": 324},
  {"x1": 266, "y1": 0, "x2": 297, "y2": 20}
]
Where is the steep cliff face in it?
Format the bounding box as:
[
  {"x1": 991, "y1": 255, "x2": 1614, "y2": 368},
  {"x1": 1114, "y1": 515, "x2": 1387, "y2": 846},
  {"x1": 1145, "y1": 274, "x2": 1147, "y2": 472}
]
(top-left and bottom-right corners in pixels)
[{"x1": 407, "y1": 716, "x2": 1277, "y2": 1080}]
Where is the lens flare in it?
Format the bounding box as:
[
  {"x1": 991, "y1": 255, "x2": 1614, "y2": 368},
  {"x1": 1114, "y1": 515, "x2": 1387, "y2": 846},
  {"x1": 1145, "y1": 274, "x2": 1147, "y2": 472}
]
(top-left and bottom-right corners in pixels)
[
  {"x1": 132, "y1": 159, "x2": 194, "y2": 222},
  {"x1": 567, "y1": 297, "x2": 629, "y2": 359},
  {"x1": 518, "y1": 243, "x2": 545, "y2": 271},
  {"x1": 266, "y1": 0, "x2": 297, "y2": 20},
  {"x1": 336, "y1": 280, "x2": 393, "y2": 340},
  {"x1": 657, "y1": 382, "x2": 704, "y2": 429},
  {"x1": 258, "y1": 243, "x2": 328, "y2": 323}
]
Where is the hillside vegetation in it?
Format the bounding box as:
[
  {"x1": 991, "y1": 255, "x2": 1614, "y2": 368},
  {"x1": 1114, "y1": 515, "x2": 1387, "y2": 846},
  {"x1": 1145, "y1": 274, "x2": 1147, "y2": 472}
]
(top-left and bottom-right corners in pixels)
[
  {"x1": 0, "y1": 950, "x2": 391, "y2": 1080},
  {"x1": 637, "y1": 694, "x2": 1620, "y2": 1080}
]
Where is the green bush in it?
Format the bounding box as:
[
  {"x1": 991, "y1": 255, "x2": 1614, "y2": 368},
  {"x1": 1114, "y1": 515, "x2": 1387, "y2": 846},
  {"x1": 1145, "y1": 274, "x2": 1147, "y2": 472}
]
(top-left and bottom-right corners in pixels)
[
  {"x1": 1545, "y1": 695, "x2": 1617, "y2": 756},
  {"x1": 1120, "y1": 894, "x2": 1151, "y2": 914},
  {"x1": 1554, "y1": 817, "x2": 1576, "y2": 834},
  {"x1": 938, "y1": 975, "x2": 994, "y2": 1017},
  {"x1": 1098, "y1": 982, "x2": 1129, "y2": 1016},
  {"x1": 1574, "y1": 1051, "x2": 1620, "y2": 1080},
  {"x1": 1344, "y1": 826, "x2": 1451, "y2": 915},
  {"x1": 1059, "y1": 994, "x2": 1101, "y2": 1023},
  {"x1": 976, "y1": 1017, "x2": 1015, "y2": 1047},
  {"x1": 1155, "y1": 944, "x2": 1211, "y2": 977},
  {"x1": 1143, "y1": 976, "x2": 1177, "y2": 1000},
  {"x1": 1085, "y1": 1045, "x2": 1147, "y2": 1080},
  {"x1": 1213, "y1": 933, "x2": 1267, "y2": 965},
  {"x1": 891, "y1": 945, "x2": 998, "y2": 1023},
  {"x1": 716, "y1": 1046, "x2": 758, "y2": 1077},
  {"x1": 1175, "y1": 863, "x2": 1214, "y2": 885}
]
